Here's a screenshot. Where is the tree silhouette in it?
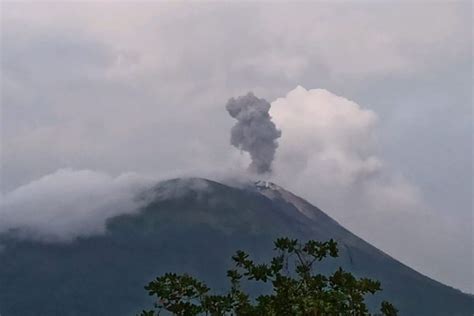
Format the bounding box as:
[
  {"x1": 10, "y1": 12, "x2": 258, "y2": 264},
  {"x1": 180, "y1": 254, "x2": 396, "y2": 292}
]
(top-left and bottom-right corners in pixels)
[{"x1": 139, "y1": 238, "x2": 398, "y2": 316}]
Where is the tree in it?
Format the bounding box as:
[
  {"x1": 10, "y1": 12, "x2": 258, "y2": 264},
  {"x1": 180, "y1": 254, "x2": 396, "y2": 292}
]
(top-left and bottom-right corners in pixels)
[{"x1": 139, "y1": 237, "x2": 398, "y2": 316}]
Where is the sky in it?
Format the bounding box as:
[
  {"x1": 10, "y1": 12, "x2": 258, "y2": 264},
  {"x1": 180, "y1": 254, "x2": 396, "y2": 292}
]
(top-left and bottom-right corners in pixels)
[{"x1": 0, "y1": 1, "x2": 472, "y2": 293}]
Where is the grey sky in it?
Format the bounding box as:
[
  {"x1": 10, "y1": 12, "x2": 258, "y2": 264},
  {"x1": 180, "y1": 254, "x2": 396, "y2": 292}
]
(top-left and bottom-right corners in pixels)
[{"x1": 1, "y1": 1, "x2": 472, "y2": 292}]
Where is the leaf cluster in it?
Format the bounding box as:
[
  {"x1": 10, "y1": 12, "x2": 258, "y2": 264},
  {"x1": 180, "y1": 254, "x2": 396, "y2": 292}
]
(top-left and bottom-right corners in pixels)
[{"x1": 139, "y1": 238, "x2": 398, "y2": 316}]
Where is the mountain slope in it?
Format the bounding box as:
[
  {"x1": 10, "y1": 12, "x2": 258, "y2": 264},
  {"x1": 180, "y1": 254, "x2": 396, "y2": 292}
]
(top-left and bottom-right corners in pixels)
[{"x1": 0, "y1": 178, "x2": 472, "y2": 315}]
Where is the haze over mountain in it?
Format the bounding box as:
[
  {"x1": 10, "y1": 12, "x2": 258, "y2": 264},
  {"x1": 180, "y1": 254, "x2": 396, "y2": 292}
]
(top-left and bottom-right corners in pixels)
[
  {"x1": 0, "y1": 177, "x2": 472, "y2": 316},
  {"x1": 1, "y1": 3, "x2": 471, "y2": 314},
  {"x1": 2, "y1": 2, "x2": 472, "y2": 293}
]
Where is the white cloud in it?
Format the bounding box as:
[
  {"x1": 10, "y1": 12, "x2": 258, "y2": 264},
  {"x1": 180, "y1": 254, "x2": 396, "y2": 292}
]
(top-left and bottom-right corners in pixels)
[
  {"x1": 269, "y1": 86, "x2": 472, "y2": 292},
  {"x1": 271, "y1": 86, "x2": 381, "y2": 188},
  {"x1": 0, "y1": 169, "x2": 154, "y2": 242}
]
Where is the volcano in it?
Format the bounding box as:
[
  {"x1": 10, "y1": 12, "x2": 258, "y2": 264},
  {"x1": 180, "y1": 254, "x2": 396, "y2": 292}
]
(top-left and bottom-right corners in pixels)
[{"x1": 0, "y1": 178, "x2": 472, "y2": 315}]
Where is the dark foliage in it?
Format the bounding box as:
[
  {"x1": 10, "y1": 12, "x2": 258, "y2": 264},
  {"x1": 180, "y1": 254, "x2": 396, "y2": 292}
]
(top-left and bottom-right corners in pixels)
[{"x1": 140, "y1": 238, "x2": 398, "y2": 316}]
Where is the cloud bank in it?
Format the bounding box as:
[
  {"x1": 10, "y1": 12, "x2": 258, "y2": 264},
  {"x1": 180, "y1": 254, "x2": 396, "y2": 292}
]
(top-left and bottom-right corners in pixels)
[
  {"x1": 270, "y1": 86, "x2": 428, "y2": 234},
  {"x1": 0, "y1": 169, "x2": 154, "y2": 242},
  {"x1": 269, "y1": 87, "x2": 472, "y2": 293}
]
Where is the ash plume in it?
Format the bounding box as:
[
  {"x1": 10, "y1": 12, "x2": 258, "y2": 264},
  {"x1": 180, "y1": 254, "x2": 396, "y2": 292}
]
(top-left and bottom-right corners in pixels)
[{"x1": 226, "y1": 92, "x2": 281, "y2": 174}]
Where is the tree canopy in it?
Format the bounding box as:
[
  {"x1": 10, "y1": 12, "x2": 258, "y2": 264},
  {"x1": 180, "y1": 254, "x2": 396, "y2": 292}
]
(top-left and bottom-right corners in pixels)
[{"x1": 139, "y1": 237, "x2": 398, "y2": 316}]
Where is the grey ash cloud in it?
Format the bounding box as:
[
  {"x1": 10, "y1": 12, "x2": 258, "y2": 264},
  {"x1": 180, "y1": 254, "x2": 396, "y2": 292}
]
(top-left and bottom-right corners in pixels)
[{"x1": 226, "y1": 92, "x2": 281, "y2": 174}]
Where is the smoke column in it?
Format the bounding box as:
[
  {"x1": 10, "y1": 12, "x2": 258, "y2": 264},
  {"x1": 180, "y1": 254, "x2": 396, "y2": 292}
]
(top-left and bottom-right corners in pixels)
[{"x1": 226, "y1": 92, "x2": 281, "y2": 174}]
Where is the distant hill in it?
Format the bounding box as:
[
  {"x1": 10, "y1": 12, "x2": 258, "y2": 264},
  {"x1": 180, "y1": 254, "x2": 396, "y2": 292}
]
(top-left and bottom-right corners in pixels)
[{"x1": 0, "y1": 178, "x2": 472, "y2": 315}]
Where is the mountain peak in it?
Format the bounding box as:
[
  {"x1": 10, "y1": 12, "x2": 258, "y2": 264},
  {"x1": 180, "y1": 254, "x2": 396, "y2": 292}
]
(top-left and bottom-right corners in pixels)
[
  {"x1": 1, "y1": 176, "x2": 473, "y2": 316},
  {"x1": 254, "y1": 180, "x2": 281, "y2": 191}
]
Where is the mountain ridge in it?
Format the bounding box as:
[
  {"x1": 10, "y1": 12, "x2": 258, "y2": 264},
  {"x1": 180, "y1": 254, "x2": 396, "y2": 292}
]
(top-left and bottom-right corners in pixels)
[{"x1": 0, "y1": 177, "x2": 472, "y2": 315}]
